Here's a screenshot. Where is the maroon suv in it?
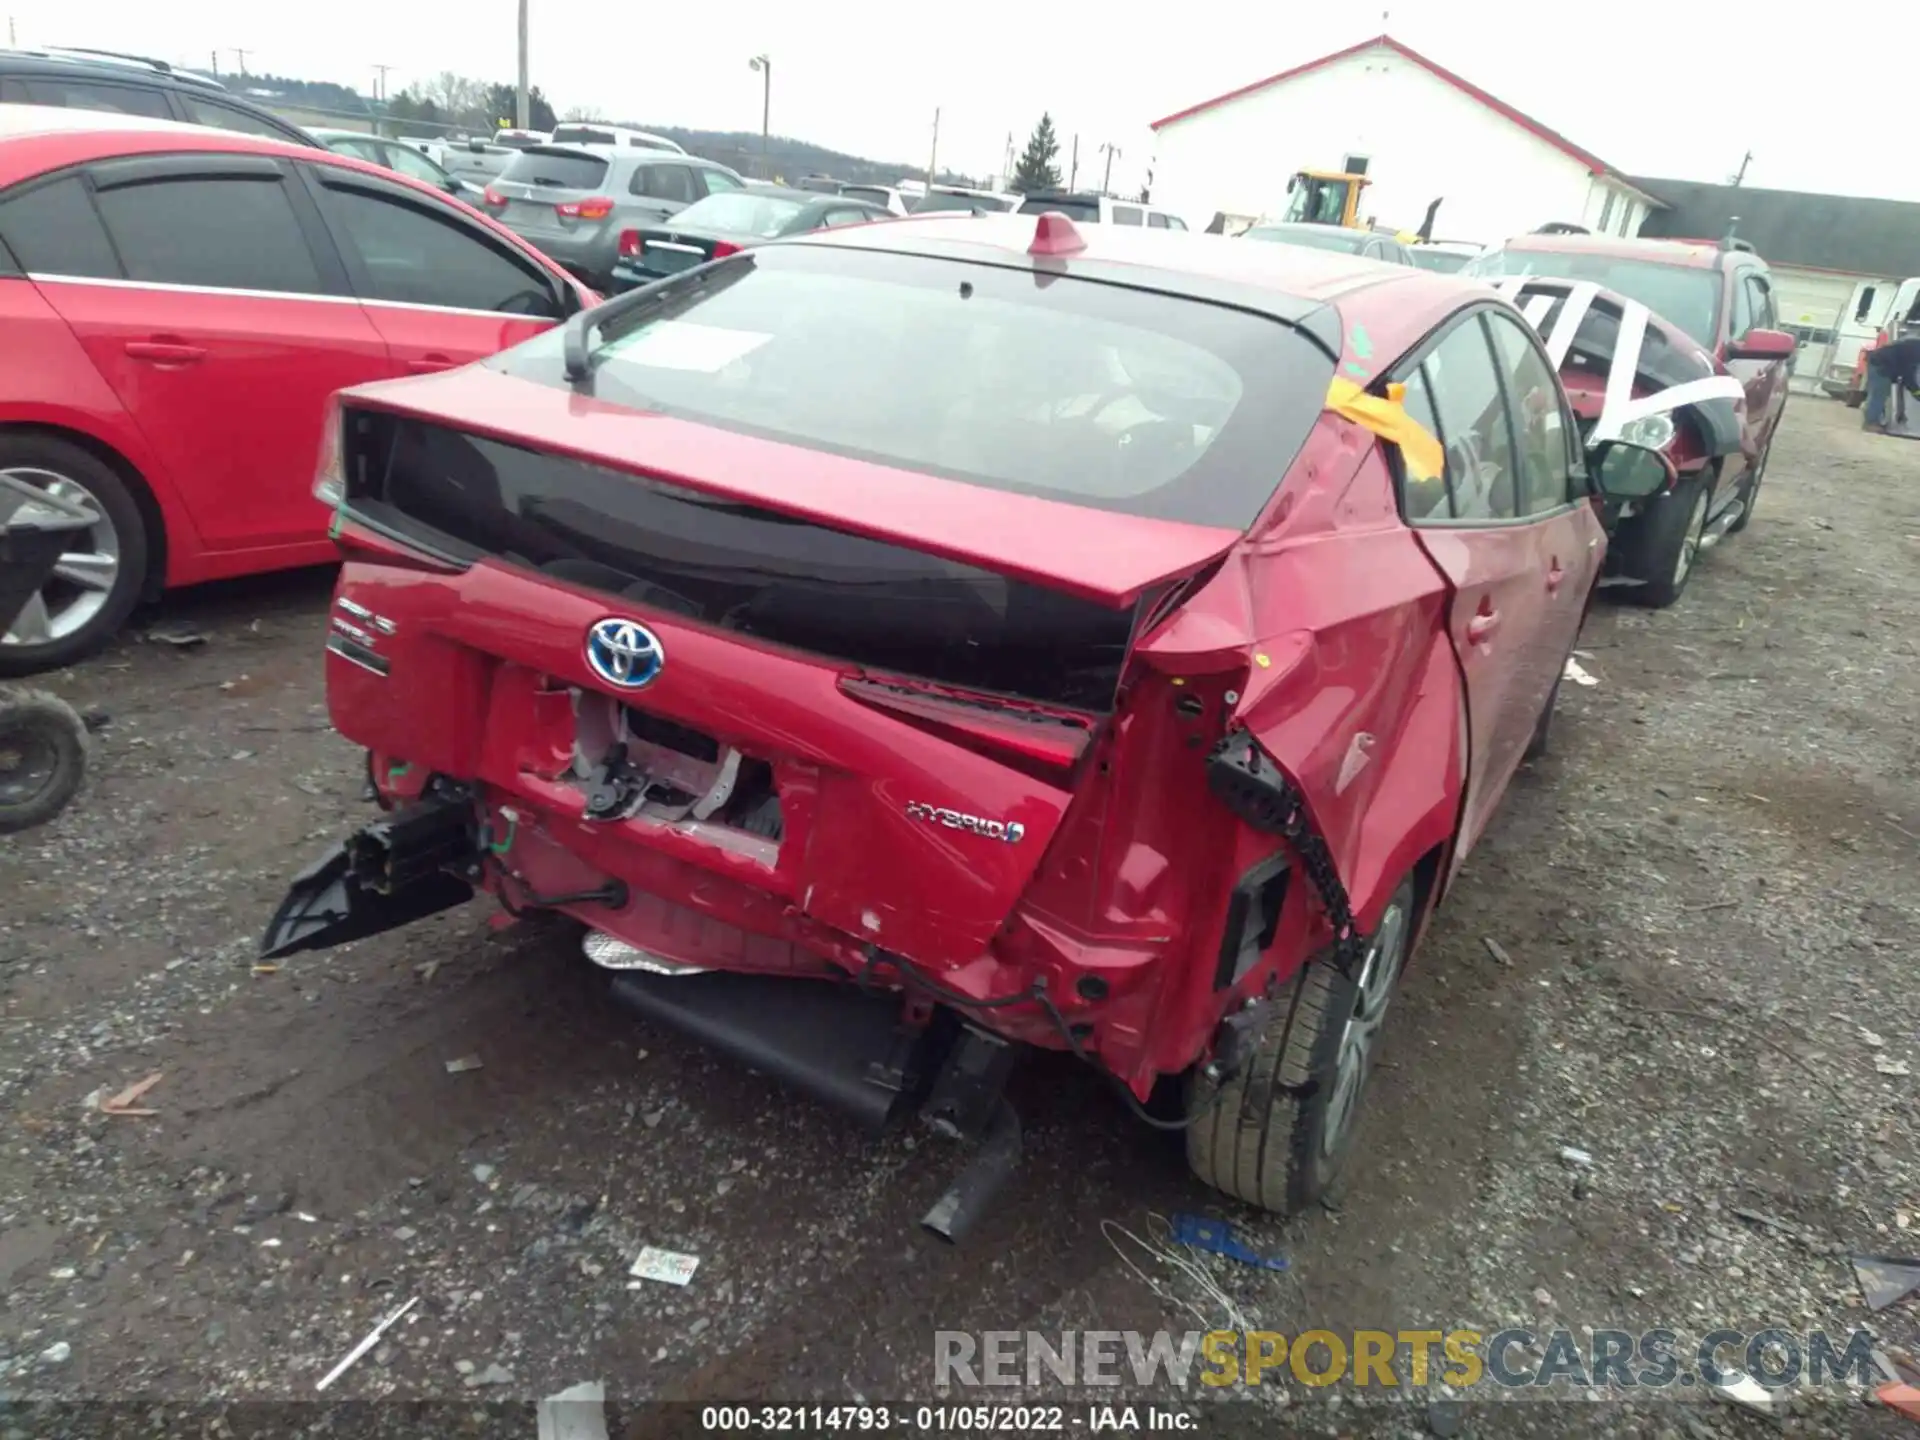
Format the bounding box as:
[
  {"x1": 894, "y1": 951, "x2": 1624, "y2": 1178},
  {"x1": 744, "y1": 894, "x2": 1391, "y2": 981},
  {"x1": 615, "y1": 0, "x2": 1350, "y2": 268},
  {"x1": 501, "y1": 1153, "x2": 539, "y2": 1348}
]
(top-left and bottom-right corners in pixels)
[{"x1": 1464, "y1": 233, "x2": 1795, "y2": 606}]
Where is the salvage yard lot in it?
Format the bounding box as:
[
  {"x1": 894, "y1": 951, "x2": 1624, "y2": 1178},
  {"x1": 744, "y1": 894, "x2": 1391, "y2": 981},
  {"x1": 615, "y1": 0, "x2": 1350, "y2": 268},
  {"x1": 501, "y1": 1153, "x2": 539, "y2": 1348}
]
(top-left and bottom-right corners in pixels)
[{"x1": 1, "y1": 397, "x2": 1915, "y2": 1432}]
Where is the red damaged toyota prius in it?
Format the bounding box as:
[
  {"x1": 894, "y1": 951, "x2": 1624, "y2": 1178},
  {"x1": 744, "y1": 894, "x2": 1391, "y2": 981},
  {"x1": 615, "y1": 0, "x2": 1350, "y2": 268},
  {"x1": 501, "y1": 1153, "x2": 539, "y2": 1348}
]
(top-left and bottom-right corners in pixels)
[{"x1": 264, "y1": 213, "x2": 1670, "y2": 1234}]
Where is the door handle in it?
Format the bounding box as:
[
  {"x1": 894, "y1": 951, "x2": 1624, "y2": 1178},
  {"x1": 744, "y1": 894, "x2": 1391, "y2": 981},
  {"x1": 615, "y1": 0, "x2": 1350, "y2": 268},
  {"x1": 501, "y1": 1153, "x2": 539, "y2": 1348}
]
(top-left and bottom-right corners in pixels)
[
  {"x1": 1467, "y1": 610, "x2": 1501, "y2": 644},
  {"x1": 1546, "y1": 560, "x2": 1566, "y2": 593},
  {"x1": 124, "y1": 340, "x2": 206, "y2": 364},
  {"x1": 406, "y1": 354, "x2": 456, "y2": 374}
]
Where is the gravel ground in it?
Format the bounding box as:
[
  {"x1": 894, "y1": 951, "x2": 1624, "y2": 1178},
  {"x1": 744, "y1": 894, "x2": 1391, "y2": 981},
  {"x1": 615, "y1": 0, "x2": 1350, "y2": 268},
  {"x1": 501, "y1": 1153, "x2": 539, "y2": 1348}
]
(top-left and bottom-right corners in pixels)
[{"x1": 1, "y1": 396, "x2": 1915, "y2": 1438}]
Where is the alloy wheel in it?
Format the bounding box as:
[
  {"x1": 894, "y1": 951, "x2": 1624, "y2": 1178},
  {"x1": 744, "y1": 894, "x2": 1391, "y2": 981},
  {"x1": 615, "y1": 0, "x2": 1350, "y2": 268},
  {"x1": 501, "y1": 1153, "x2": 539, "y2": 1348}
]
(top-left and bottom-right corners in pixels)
[
  {"x1": 1321, "y1": 895, "x2": 1410, "y2": 1158},
  {"x1": 0, "y1": 466, "x2": 121, "y2": 648},
  {"x1": 1673, "y1": 488, "x2": 1709, "y2": 588}
]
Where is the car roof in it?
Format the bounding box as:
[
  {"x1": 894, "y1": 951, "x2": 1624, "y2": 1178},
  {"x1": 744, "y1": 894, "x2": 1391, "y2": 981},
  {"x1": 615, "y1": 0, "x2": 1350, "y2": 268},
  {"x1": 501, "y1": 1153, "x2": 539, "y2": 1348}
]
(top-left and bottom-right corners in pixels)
[
  {"x1": 1498, "y1": 231, "x2": 1728, "y2": 270},
  {"x1": 0, "y1": 46, "x2": 226, "y2": 92},
  {"x1": 737, "y1": 185, "x2": 881, "y2": 206},
  {"x1": 789, "y1": 212, "x2": 1485, "y2": 359}
]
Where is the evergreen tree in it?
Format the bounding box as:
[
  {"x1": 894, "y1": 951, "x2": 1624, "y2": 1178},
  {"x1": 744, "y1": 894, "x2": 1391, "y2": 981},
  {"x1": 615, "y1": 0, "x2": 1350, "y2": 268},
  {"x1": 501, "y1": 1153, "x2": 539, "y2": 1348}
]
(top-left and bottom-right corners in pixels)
[{"x1": 1013, "y1": 113, "x2": 1062, "y2": 192}]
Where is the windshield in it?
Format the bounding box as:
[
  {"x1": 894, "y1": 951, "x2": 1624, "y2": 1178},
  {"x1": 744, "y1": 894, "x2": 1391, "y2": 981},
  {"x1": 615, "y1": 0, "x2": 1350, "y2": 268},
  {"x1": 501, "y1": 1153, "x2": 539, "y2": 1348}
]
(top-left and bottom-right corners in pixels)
[
  {"x1": 1409, "y1": 248, "x2": 1473, "y2": 274},
  {"x1": 1242, "y1": 226, "x2": 1367, "y2": 254},
  {"x1": 1462, "y1": 247, "x2": 1722, "y2": 347},
  {"x1": 493, "y1": 245, "x2": 1335, "y2": 530},
  {"x1": 1017, "y1": 195, "x2": 1099, "y2": 222},
  {"x1": 498, "y1": 148, "x2": 608, "y2": 191},
  {"x1": 671, "y1": 192, "x2": 806, "y2": 237},
  {"x1": 1283, "y1": 178, "x2": 1351, "y2": 226}
]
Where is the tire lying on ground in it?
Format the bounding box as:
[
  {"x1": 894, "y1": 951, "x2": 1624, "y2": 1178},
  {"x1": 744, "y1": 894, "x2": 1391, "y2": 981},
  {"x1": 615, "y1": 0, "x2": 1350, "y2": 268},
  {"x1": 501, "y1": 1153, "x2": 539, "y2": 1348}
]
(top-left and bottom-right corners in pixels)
[{"x1": 0, "y1": 687, "x2": 87, "y2": 833}]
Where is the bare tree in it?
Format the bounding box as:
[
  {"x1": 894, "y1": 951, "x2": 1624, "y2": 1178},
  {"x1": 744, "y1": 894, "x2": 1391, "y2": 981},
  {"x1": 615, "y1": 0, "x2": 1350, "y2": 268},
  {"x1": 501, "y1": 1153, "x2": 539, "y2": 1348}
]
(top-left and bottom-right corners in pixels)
[
  {"x1": 417, "y1": 71, "x2": 485, "y2": 118},
  {"x1": 562, "y1": 104, "x2": 607, "y2": 122}
]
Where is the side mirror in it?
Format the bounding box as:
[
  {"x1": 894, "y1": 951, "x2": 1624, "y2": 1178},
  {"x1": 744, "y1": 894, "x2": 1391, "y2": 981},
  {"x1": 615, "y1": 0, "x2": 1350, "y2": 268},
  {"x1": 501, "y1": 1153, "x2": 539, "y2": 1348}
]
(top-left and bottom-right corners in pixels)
[
  {"x1": 1728, "y1": 326, "x2": 1797, "y2": 362},
  {"x1": 1588, "y1": 439, "x2": 1676, "y2": 500}
]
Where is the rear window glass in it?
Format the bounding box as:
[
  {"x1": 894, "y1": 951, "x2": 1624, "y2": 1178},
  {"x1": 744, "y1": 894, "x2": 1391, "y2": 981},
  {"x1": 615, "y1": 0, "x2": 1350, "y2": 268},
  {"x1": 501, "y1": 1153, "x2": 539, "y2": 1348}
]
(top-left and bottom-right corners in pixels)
[
  {"x1": 674, "y1": 192, "x2": 806, "y2": 236},
  {"x1": 489, "y1": 244, "x2": 1335, "y2": 530},
  {"x1": 551, "y1": 125, "x2": 617, "y2": 146},
  {"x1": 1243, "y1": 226, "x2": 1367, "y2": 254},
  {"x1": 1464, "y1": 246, "x2": 1722, "y2": 348},
  {"x1": 498, "y1": 148, "x2": 608, "y2": 190},
  {"x1": 1017, "y1": 195, "x2": 1099, "y2": 222},
  {"x1": 840, "y1": 187, "x2": 892, "y2": 207},
  {"x1": 1409, "y1": 248, "x2": 1473, "y2": 274},
  {"x1": 912, "y1": 190, "x2": 991, "y2": 214}
]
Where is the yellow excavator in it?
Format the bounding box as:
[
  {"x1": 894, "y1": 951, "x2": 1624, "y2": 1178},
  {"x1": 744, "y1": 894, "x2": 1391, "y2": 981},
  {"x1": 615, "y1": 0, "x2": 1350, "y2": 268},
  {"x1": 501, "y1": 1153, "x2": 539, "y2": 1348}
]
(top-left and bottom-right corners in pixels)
[{"x1": 1281, "y1": 166, "x2": 1440, "y2": 247}]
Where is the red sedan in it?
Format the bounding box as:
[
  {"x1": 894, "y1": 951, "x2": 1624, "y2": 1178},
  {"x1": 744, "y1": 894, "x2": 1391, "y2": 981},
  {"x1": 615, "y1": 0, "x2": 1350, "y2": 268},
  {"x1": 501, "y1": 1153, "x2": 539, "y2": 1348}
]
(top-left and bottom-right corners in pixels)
[
  {"x1": 0, "y1": 106, "x2": 594, "y2": 675},
  {"x1": 263, "y1": 213, "x2": 1666, "y2": 1221}
]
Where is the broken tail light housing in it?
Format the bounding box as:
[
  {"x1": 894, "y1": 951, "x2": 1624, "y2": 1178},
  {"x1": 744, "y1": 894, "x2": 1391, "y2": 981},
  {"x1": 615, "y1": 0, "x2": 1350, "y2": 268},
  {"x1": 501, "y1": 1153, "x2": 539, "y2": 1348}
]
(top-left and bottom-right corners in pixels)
[
  {"x1": 710, "y1": 239, "x2": 742, "y2": 259},
  {"x1": 617, "y1": 229, "x2": 642, "y2": 258},
  {"x1": 313, "y1": 396, "x2": 345, "y2": 508},
  {"x1": 558, "y1": 197, "x2": 616, "y2": 220}
]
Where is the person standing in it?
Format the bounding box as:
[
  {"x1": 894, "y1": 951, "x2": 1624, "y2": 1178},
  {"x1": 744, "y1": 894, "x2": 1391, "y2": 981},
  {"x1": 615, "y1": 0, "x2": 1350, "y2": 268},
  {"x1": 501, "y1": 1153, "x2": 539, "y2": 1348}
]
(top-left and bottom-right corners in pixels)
[{"x1": 1863, "y1": 335, "x2": 1920, "y2": 433}]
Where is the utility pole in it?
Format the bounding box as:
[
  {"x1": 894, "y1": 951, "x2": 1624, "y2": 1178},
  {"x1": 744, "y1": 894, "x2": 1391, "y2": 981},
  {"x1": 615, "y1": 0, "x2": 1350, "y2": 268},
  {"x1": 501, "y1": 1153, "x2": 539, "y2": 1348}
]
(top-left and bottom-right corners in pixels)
[
  {"x1": 372, "y1": 63, "x2": 392, "y2": 103},
  {"x1": 7, "y1": 16, "x2": 16, "y2": 47},
  {"x1": 210, "y1": 50, "x2": 219, "y2": 77},
  {"x1": 514, "y1": 0, "x2": 530, "y2": 129},
  {"x1": 230, "y1": 48, "x2": 251, "y2": 77},
  {"x1": 926, "y1": 106, "x2": 940, "y2": 192},
  {"x1": 749, "y1": 55, "x2": 771, "y2": 173},
  {"x1": 1069, "y1": 134, "x2": 1079, "y2": 190},
  {"x1": 1099, "y1": 142, "x2": 1120, "y2": 195},
  {"x1": 1731, "y1": 149, "x2": 1753, "y2": 187}
]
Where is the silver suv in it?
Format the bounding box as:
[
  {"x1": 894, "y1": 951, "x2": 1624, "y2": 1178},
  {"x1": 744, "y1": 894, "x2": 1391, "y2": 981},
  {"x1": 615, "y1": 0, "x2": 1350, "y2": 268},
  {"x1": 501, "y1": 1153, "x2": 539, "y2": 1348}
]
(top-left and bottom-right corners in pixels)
[{"x1": 479, "y1": 144, "x2": 746, "y2": 289}]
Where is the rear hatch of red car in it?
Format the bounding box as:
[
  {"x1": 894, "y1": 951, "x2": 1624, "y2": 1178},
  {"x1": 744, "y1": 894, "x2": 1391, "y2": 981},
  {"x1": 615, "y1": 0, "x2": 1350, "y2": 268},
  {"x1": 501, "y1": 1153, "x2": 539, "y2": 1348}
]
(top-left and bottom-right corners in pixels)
[{"x1": 323, "y1": 237, "x2": 1337, "y2": 973}]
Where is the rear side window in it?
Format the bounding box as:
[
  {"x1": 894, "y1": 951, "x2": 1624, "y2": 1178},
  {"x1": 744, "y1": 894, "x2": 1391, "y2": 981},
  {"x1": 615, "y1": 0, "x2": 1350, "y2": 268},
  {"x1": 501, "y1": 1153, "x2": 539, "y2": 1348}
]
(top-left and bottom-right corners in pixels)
[
  {"x1": 500, "y1": 148, "x2": 608, "y2": 191},
  {"x1": 1148, "y1": 213, "x2": 1169, "y2": 229},
  {"x1": 1165, "y1": 215, "x2": 1187, "y2": 231},
  {"x1": 1112, "y1": 206, "x2": 1143, "y2": 226},
  {"x1": 1397, "y1": 366, "x2": 1450, "y2": 520},
  {"x1": 703, "y1": 170, "x2": 744, "y2": 193},
  {"x1": 819, "y1": 208, "x2": 873, "y2": 229},
  {"x1": 1421, "y1": 314, "x2": 1520, "y2": 521},
  {"x1": 0, "y1": 175, "x2": 120, "y2": 278},
  {"x1": 1486, "y1": 311, "x2": 1576, "y2": 514},
  {"x1": 179, "y1": 96, "x2": 294, "y2": 140},
  {"x1": 327, "y1": 136, "x2": 388, "y2": 164},
  {"x1": 94, "y1": 176, "x2": 323, "y2": 294},
  {"x1": 489, "y1": 243, "x2": 1337, "y2": 530},
  {"x1": 319, "y1": 185, "x2": 560, "y2": 316},
  {"x1": 23, "y1": 77, "x2": 170, "y2": 118},
  {"x1": 632, "y1": 164, "x2": 696, "y2": 203}
]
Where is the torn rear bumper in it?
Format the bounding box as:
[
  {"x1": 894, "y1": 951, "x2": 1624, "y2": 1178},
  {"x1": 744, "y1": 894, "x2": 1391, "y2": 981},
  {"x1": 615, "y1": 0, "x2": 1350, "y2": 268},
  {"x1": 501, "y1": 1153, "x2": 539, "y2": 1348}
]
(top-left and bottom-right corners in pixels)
[{"x1": 260, "y1": 790, "x2": 479, "y2": 959}]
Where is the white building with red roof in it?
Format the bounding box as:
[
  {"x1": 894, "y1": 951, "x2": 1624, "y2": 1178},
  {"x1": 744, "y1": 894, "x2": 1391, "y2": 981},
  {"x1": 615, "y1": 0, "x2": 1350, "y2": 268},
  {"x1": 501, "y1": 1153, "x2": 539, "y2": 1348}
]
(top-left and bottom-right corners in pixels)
[{"x1": 1149, "y1": 35, "x2": 1663, "y2": 245}]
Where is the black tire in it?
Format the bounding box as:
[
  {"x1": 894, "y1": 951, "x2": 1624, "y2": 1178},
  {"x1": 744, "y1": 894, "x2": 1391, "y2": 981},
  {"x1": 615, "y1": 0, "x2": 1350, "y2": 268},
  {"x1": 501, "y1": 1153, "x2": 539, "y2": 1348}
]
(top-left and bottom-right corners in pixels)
[
  {"x1": 0, "y1": 687, "x2": 88, "y2": 833},
  {"x1": 1185, "y1": 876, "x2": 1418, "y2": 1214},
  {"x1": 0, "y1": 435, "x2": 149, "y2": 678},
  {"x1": 1627, "y1": 475, "x2": 1710, "y2": 609},
  {"x1": 1728, "y1": 418, "x2": 1779, "y2": 536},
  {"x1": 1524, "y1": 674, "x2": 1561, "y2": 762}
]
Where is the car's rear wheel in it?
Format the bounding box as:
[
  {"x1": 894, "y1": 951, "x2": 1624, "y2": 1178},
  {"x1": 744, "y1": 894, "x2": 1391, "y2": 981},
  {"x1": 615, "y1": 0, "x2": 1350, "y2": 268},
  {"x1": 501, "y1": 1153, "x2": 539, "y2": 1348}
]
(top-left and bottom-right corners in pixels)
[
  {"x1": 0, "y1": 437, "x2": 148, "y2": 678},
  {"x1": 1185, "y1": 876, "x2": 1417, "y2": 1214},
  {"x1": 1628, "y1": 475, "x2": 1710, "y2": 609}
]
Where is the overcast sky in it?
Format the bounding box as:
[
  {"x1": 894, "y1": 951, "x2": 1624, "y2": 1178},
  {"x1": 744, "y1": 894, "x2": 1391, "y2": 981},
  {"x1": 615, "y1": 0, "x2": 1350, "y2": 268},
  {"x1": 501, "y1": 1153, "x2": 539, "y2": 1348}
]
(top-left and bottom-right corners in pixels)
[{"x1": 8, "y1": 0, "x2": 1917, "y2": 203}]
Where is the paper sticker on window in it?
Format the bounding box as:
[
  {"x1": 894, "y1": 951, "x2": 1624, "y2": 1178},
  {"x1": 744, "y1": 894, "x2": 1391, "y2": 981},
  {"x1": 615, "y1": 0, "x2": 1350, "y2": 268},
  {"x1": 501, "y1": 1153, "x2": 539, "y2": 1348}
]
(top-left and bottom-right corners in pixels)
[{"x1": 606, "y1": 320, "x2": 769, "y2": 372}]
